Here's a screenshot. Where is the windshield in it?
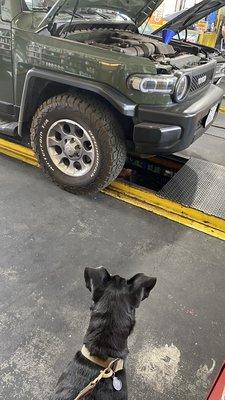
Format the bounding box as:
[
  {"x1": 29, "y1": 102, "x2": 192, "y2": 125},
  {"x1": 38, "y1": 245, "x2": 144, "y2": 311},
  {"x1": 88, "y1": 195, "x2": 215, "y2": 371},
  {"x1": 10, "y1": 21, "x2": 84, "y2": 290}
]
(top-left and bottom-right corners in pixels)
[
  {"x1": 36, "y1": 0, "x2": 162, "y2": 30},
  {"x1": 24, "y1": 0, "x2": 55, "y2": 11},
  {"x1": 24, "y1": 0, "x2": 131, "y2": 21}
]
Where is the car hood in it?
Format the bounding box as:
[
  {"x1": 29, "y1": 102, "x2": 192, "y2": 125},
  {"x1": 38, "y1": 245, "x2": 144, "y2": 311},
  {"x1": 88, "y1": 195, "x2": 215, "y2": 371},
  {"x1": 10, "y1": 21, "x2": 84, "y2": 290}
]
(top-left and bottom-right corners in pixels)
[
  {"x1": 38, "y1": 0, "x2": 164, "y2": 28},
  {"x1": 153, "y1": 0, "x2": 225, "y2": 34}
]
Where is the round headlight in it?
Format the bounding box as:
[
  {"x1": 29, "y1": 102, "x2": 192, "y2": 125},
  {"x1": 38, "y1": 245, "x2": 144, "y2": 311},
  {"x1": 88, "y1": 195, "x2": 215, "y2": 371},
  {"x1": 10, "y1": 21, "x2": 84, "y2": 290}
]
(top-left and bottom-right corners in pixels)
[{"x1": 175, "y1": 75, "x2": 189, "y2": 102}]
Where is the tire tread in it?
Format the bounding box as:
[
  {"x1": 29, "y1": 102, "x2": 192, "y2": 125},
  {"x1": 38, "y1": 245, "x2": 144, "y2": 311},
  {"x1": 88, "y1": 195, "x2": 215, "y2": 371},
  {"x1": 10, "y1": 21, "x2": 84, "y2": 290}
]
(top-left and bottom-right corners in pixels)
[{"x1": 31, "y1": 92, "x2": 126, "y2": 194}]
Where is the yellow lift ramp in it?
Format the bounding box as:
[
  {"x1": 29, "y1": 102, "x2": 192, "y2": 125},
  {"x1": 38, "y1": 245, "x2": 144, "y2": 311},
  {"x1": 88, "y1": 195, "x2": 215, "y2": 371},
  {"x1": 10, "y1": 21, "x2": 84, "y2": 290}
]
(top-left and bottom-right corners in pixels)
[{"x1": 0, "y1": 136, "x2": 225, "y2": 241}]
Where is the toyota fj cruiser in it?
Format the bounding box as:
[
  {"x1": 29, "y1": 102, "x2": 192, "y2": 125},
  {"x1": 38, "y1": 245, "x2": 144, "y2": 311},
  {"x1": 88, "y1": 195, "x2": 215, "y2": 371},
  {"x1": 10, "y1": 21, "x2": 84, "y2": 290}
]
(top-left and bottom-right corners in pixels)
[{"x1": 0, "y1": 0, "x2": 223, "y2": 194}]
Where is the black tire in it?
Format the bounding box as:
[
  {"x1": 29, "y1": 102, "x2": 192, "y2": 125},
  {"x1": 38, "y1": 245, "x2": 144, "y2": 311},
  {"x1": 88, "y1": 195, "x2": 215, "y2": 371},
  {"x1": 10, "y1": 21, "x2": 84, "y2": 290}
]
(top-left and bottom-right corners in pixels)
[{"x1": 31, "y1": 92, "x2": 126, "y2": 194}]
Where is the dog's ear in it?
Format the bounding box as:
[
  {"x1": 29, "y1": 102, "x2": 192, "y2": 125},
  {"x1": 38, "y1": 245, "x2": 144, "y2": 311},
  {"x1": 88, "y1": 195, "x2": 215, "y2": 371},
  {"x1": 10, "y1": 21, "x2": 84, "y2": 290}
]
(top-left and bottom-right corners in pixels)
[
  {"x1": 128, "y1": 274, "x2": 157, "y2": 308},
  {"x1": 84, "y1": 267, "x2": 111, "y2": 301}
]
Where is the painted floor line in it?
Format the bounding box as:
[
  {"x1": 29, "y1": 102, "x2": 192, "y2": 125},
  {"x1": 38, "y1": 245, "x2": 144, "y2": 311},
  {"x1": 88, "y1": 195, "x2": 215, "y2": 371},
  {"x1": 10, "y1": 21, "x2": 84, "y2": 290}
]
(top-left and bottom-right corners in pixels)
[
  {"x1": 0, "y1": 138, "x2": 38, "y2": 167},
  {"x1": 219, "y1": 106, "x2": 225, "y2": 114},
  {"x1": 107, "y1": 181, "x2": 225, "y2": 241}
]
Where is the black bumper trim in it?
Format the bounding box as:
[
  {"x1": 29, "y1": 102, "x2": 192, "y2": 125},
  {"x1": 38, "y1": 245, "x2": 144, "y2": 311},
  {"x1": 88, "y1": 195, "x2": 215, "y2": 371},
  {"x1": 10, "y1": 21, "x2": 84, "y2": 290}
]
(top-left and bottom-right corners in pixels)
[{"x1": 133, "y1": 84, "x2": 223, "y2": 155}]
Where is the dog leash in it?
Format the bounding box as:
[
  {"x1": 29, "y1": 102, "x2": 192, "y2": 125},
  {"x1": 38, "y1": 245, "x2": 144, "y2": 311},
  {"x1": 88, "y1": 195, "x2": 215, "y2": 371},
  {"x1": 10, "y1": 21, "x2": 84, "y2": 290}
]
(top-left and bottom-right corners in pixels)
[{"x1": 74, "y1": 347, "x2": 124, "y2": 400}]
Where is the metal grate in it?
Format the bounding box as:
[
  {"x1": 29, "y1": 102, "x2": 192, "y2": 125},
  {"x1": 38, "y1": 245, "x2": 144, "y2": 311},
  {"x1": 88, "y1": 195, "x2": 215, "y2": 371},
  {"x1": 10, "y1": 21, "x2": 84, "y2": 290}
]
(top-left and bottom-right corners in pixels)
[
  {"x1": 159, "y1": 158, "x2": 225, "y2": 219},
  {"x1": 190, "y1": 69, "x2": 214, "y2": 93}
]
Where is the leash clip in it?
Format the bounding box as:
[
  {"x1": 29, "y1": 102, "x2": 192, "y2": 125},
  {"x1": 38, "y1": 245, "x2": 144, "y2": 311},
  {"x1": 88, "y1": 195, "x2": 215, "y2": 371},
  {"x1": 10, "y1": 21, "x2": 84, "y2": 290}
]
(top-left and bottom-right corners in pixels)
[{"x1": 101, "y1": 367, "x2": 114, "y2": 379}]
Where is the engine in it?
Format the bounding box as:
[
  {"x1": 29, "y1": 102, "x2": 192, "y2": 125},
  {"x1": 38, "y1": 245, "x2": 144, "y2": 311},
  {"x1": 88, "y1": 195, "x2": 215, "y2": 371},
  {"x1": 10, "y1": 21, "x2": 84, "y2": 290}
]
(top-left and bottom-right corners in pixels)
[
  {"x1": 66, "y1": 29, "x2": 176, "y2": 56},
  {"x1": 58, "y1": 28, "x2": 207, "y2": 69}
]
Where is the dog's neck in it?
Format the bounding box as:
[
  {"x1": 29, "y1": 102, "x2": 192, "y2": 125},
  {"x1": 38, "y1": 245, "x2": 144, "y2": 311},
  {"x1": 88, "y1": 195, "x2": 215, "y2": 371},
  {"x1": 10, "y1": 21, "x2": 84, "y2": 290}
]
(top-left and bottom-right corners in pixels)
[
  {"x1": 81, "y1": 345, "x2": 124, "y2": 371},
  {"x1": 83, "y1": 306, "x2": 134, "y2": 360}
]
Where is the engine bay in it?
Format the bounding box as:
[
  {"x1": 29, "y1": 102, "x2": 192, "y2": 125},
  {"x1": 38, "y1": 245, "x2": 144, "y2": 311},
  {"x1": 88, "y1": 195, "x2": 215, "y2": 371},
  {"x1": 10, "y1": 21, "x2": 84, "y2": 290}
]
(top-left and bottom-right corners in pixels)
[
  {"x1": 38, "y1": 9, "x2": 219, "y2": 73},
  {"x1": 53, "y1": 26, "x2": 211, "y2": 70},
  {"x1": 67, "y1": 29, "x2": 177, "y2": 57}
]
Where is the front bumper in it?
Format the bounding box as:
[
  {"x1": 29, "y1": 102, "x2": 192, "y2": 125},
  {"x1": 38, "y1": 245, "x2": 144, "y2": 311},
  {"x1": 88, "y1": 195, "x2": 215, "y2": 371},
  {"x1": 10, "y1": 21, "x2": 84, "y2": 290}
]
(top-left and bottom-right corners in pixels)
[{"x1": 133, "y1": 84, "x2": 223, "y2": 155}]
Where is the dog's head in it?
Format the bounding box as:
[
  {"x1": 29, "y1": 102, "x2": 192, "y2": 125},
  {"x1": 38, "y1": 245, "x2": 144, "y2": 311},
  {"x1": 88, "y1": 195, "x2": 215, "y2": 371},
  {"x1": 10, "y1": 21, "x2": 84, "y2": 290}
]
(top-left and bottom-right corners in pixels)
[{"x1": 84, "y1": 267, "x2": 156, "y2": 342}]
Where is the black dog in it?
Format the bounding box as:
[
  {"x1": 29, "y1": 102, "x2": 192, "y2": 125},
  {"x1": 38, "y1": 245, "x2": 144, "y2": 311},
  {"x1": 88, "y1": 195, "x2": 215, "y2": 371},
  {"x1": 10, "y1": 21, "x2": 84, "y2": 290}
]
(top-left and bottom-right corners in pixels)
[{"x1": 50, "y1": 267, "x2": 157, "y2": 400}]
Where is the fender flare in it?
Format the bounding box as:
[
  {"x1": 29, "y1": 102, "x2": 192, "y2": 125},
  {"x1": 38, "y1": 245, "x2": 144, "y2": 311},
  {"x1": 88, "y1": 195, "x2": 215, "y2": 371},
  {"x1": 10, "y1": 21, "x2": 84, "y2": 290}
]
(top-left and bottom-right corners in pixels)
[{"x1": 18, "y1": 68, "x2": 136, "y2": 136}]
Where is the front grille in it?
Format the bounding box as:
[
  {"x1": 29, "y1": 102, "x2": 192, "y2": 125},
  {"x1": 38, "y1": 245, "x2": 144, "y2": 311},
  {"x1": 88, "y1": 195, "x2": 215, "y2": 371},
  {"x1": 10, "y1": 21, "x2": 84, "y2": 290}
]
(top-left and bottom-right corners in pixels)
[{"x1": 189, "y1": 69, "x2": 214, "y2": 93}]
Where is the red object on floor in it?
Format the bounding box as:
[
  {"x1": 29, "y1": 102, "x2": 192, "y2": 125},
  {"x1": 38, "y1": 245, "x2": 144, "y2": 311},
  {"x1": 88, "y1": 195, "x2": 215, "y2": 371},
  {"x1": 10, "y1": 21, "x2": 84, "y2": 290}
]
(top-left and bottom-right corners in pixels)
[{"x1": 207, "y1": 362, "x2": 225, "y2": 400}]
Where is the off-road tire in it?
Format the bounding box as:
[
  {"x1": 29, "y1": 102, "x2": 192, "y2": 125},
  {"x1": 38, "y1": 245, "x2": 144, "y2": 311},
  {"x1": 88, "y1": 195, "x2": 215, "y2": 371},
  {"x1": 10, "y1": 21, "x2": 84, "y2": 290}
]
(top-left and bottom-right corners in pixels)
[{"x1": 31, "y1": 93, "x2": 126, "y2": 194}]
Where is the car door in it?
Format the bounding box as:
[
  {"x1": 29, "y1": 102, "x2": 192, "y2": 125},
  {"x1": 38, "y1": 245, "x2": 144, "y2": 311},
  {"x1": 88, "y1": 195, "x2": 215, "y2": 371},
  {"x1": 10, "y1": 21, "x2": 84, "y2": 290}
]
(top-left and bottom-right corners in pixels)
[{"x1": 0, "y1": 4, "x2": 14, "y2": 117}]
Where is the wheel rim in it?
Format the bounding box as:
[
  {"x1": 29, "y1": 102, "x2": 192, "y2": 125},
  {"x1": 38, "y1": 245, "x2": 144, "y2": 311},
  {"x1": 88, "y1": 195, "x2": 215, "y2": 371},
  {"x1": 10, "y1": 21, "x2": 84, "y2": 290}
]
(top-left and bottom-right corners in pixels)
[{"x1": 46, "y1": 119, "x2": 96, "y2": 177}]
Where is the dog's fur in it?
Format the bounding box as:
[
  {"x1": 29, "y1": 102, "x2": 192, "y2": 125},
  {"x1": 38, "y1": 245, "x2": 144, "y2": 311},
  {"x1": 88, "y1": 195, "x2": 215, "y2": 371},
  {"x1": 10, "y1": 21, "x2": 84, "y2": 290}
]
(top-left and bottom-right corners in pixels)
[{"x1": 50, "y1": 267, "x2": 157, "y2": 400}]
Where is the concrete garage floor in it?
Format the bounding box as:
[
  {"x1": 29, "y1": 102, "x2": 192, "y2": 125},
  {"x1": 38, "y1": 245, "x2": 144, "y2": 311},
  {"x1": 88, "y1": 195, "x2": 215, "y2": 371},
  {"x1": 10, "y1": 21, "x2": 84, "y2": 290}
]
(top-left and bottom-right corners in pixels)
[{"x1": 0, "y1": 156, "x2": 224, "y2": 400}]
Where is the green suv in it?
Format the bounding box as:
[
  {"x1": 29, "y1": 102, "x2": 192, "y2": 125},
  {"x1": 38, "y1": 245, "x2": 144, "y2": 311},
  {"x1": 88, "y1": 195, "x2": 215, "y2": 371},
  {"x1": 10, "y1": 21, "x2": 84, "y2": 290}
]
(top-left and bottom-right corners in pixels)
[{"x1": 0, "y1": 0, "x2": 223, "y2": 194}]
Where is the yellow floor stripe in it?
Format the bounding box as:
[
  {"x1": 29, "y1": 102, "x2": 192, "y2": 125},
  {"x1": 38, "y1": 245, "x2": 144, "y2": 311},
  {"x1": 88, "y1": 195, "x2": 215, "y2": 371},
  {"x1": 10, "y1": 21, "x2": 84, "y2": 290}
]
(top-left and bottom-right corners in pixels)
[
  {"x1": 107, "y1": 182, "x2": 225, "y2": 241},
  {"x1": 0, "y1": 138, "x2": 39, "y2": 167},
  {"x1": 219, "y1": 106, "x2": 225, "y2": 114},
  {"x1": 0, "y1": 137, "x2": 225, "y2": 241}
]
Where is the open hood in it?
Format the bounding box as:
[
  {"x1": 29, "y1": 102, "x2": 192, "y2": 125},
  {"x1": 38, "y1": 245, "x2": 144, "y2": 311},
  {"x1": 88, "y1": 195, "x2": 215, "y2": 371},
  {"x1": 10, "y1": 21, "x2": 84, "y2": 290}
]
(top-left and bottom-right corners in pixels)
[
  {"x1": 38, "y1": 0, "x2": 164, "y2": 29},
  {"x1": 153, "y1": 0, "x2": 225, "y2": 35}
]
